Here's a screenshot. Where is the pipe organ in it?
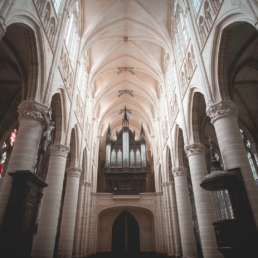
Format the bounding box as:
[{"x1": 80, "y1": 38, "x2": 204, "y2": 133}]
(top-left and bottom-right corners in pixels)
[{"x1": 104, "y1": 108, "x2": 147, "y2": 194}]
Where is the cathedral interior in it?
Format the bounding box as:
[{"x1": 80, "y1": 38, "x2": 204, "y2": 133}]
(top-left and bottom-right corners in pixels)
[{"x1": 0, "y1": 0, "x2": 258, "y2": 257}]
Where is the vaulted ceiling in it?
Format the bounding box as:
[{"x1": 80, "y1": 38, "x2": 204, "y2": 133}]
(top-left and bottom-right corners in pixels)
[{"x1": 80, "y1": 0, "x2": 174, "y2": 138}]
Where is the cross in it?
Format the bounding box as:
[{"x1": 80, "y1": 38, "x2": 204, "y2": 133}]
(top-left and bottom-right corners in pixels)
[{"x1": 119, "y1": 106, "x2": 132, "y2": 115}]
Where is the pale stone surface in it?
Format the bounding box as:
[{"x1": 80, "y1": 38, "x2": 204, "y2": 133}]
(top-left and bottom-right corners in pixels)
[
  {"x1": 32, "y1": 145, "x2": 70, "y2": 258},
  {"x1": 185, "y1": 143, "x2": 222, "y2": 258},
  {"x1": 1, "y1": 1, "x2": 258, "y2": 257},
  {"x1": 173, "y1": 167, "x2": 198, "y2": 258}
]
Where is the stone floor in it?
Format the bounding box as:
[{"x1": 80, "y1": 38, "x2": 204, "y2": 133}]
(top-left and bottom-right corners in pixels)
[{"x1": 95, "y1": 253, "x2": 165, "y2": 258}]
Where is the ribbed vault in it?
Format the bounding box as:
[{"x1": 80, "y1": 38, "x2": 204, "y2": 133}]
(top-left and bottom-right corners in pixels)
[{"x1": 81, "y1": 0, "x2": 173, "y2": 137}]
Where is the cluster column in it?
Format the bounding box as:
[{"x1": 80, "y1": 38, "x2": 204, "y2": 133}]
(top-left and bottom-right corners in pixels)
[
  {"x1": 0, "y1": 101, "x2": 47, "y2": 227},
  {"x1": 32, "y1": 144, "x2": 70, "y2": 258},
  {"x1": 162, "y1": 182, "x2": 174, "y2": 256},
  {"x1": 57, "y1": 167, "x2": 82, "y2": 257},
  {"x1": 207, "y1": 101, "x2": 258, "y2": 227},
  {"x1": 73, "y1": 181, "x2": 87, "y2": 257},
  {"x1": 167, "y1": 181, "x2": 182, "y2": 257},
  {"x1": 185, "y1": 143, "x2": 222, "y2": 258},
  {"x1": 173, "y1": 167, "x2": 197, "y2": 258}
]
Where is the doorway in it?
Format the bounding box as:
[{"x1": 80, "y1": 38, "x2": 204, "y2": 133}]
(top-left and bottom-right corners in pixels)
[{"x1": 112, "y1": 211, "x2": 140, "y2": 255}]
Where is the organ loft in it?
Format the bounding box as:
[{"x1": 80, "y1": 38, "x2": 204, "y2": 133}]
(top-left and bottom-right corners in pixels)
[{"x1": 104, "y1": 107, "x2": 148, "y2": 194}]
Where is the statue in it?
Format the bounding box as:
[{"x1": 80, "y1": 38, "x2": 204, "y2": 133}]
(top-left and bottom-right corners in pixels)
[{"x1": 42, "y1": 108, "x2": 55, "y2": 152}]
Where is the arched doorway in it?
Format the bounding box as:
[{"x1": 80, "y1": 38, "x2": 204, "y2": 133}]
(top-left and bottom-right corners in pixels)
[{"x1": 112, "y1": 211, "x2": 140, "y2": 256}]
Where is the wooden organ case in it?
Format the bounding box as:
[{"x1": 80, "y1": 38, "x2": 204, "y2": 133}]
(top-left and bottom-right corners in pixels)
[{"x1": 104, "y1": 108, "x2": 148, "y2": 195}]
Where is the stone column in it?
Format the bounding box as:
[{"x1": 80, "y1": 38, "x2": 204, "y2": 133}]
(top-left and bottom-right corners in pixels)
[
  {"x1": 32, "y1": 144, "x2": 70, "y2": 258},
  {"x1": 88, "y1": 193, "x2": 97, "y2": 256},
  {"x1": 0, "y1": 101, "x2": 47, "y2": 227},
  {"x1": 57, "y1": 167, "x2": 82, "y2": 257},
  {"x1": 185, "y1": 143, "x2": 222, "y2": 258},
  {"x1": 207, "y1": 101, "x2": 258, "y2": 227},
  {"x1": 73, "y1": 181, "x2": 86, "y2": 257},
  {"x1": 162, "y1": 182, "x2": 174, "y2": 256},
  {"x1": 82, "y1": 183, "x2": 91, "y2": 257},
  {"x1": 167, "y1": 181, "x2": 182, "y2": 257},
  {"x1": 155, "y1": 193, "x2": 163, "y2": 254},
  {"x1": 173, "y1": 167, "x2": 197, "y2": 258}
]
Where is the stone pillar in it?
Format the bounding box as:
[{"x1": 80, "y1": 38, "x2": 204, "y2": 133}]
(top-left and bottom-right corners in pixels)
[
  {"x1": 73, "y1": 181, "x2": 86, "y2": 257},
  {"x1": 161, "y1": 188, "x2": 169, "y2": 255},
  {"x1": 162, "y1": 182, "x2": 174, "y2": 256},
  {"x1": 32, "y1": 144, "x2": 70, "y2": 258},
  {"x1": 185, "y1": 143, "x2": 222, "y2": 258},
  {"x1": 207, "y1": 101, "x2": 258, "y2": 227},
  {"x1": 173, "y1": 167, "x2": 197, "y2": 258},
  {"x1": 0, "y1": 101, "x2": 47, "y2": 228},
  {"x1": 88, "y1": 193, "x2": 97, "y2": 256},
  {"x1": 82, "y1": 183, "x2": 91, "y2": 257},
  {"x1": 57, "y1": 167, "x2": 82, "y2": 257},
  {"x1": 167, "y1": 181, "x2": 182, "y2": 257}
]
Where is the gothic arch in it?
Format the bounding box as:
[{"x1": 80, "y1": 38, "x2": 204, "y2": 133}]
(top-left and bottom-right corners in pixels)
[
  {"x1": 209, "y1": 11, "x2": 256, "y2": 102},
  {"x1": 5, "y1": 13, "x2": 46, "y2": 102}
]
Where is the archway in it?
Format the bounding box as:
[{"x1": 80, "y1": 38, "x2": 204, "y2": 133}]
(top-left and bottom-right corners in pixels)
[{"x1": 112, "y1": 211, "x2": 140, "y2": 255}]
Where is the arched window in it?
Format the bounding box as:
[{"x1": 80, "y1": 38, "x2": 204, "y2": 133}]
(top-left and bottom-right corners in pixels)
[
  {"x1": 64, "y1": 1, "x2": 80, "y2": 69},
  {"x1": 240, "y1": 129, "x2": 258, "y2": 187},
  {"x1": 192, "y1": 0, "x2": 202, "y2": 14},
  {"x1": 212, "y1": 152, "x2": 234, "y2": 219},
  {"x1": 173, "y1": 4, "x2": 188, "y2": 64},
  {"x1": 0, "y1": 128, "x2": 18, "y2": 176},
  {"x1": 53, "y1": 0, "x2": 63, "y2": 14}
]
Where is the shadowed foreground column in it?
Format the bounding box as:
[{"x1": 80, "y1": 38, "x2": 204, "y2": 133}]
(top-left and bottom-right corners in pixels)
[
  {"x1": 57, "y1": 167, "x2": 81, "y2": 257},
  {"x1": 0, "y1": 101, "x2": 47, "y2": 228},
  {"x1": 32, "y1": 144, "x2": 70, "y2": 258},
  {"x1": 185, "y1": 143, "x2": 222, "y2": 258},
  {"x1": 173, "y1": 167, "x2": 197, "y2": 258}
]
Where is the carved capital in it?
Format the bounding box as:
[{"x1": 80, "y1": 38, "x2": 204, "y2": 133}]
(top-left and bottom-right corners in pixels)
[
  {"x1": 206, "y1": 101, "x2": 238, "y2": 124},
  {"x1": 49, "y1": 144, "x2": 70, "y2": 157},
  {"x1": 185, "y1": 143, "x2": 206, "y2": 157},
  {"x1": 18, "y1": 101, "x2": 48, "y2": 123},
  {"x1": 172, "y1": 167, "x2": 187, "y2": 177},
  {"x1": 67, "y1": 167, "x2": 82, "y2": 178}
]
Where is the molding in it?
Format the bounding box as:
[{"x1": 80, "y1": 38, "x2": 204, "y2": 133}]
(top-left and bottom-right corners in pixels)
[
  {"x1": 172, "y1": 167, "x2": 187, "y2": 177},
  {"x1": 49, "y1": 144, "x2": 70, "y2": 157},
  {"x1": 185, "y1": 143, "x2": 206, "y2": 157},
  {"x1": 18, "y1": 101, "x2": 48, "y2": 123},
  {"x1": 206, "y1": 101, "x2": 238, "y2": 124}
]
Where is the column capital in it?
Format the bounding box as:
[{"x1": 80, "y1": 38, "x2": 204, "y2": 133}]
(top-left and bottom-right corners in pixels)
[
  {"x1": 206, "y1": 101, "x2": 238, "y2": 124},
  {"x1": 185, "y1": 143, "x2": 206, "y2": 157},
  {"x1": 18, "y1": 101, "x2": 48, "y2": 123},
  {"x1": 49, "y1": 144, "x2": 70, "y2": 157},
  {"x1": 162, "y1": 181, "x2": 173, "y2": 187},
  {"x1": 172, "y1": 167, "x2": 188, "y2": 177},
  {"x1": 66, "y1": 167, "x2": 82, "y2": 178}
]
